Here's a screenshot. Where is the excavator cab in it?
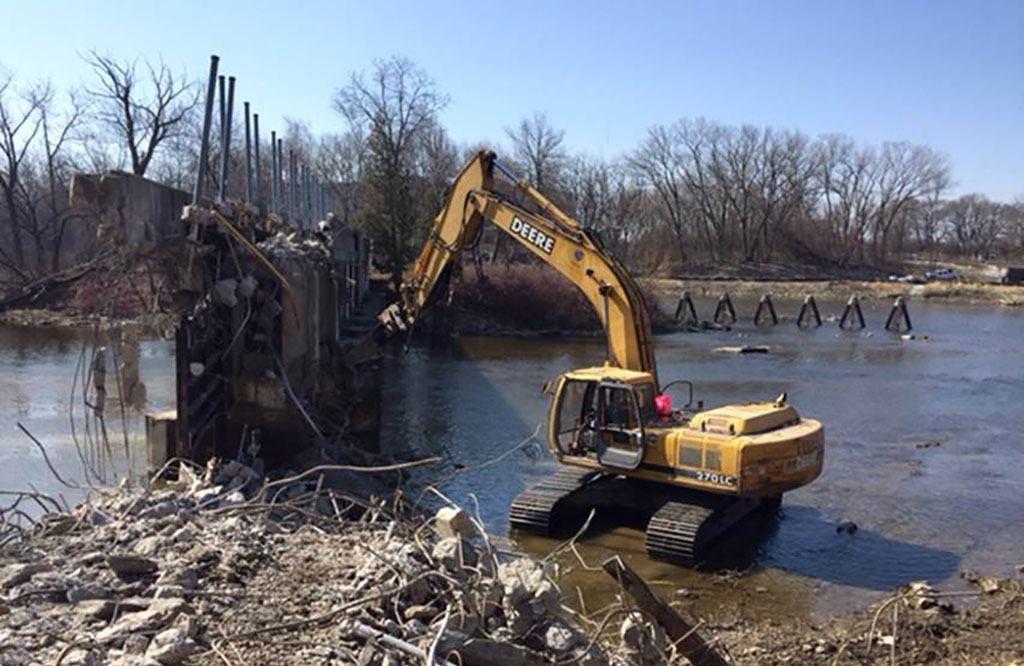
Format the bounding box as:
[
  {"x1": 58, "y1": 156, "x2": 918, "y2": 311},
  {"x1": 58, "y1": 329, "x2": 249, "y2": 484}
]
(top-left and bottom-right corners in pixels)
[{"x1": 549, "y1": 368, "x2": 655, "y2": 470}]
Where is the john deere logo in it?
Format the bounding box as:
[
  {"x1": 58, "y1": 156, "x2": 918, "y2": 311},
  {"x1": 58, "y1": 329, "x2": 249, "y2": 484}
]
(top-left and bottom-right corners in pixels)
[{"x1": 510, "y1": 217, "x2": 555, "y2": 254}]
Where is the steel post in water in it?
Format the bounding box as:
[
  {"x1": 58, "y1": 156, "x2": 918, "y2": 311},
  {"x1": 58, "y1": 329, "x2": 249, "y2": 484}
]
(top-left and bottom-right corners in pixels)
[
  {"x1": 288, "y1": 150, "x2": 296, "y2": 225},
  {"x1": 797, "y1": 295, "x2": 822, "y2": 328},
  {"x1": 714, "y1": 292, "x2": 737, "y2": 325},
  {"x1": 244, "y1": 102, "x2": 252, "y2": 202},
  {"x1": 253, "y1": 113, "x2": 261, "y2": 205},
  {"x1": 270, "y1": 131, "x2": 278, "y2": 214},
  {"x1": 754, "y1": 294, "x2": 778, "y2": 326},
  {"x1": 192, "y1": 55, "x2": 219, "y2": 204},
  {"x1": 885, "y1": 296, "x2": 912, "y2": 332},
  {"x1": 674, "y1": 290, "x2": 698, "y2": 326},
  {"x1": 218, "y1": 76, "x2": 236, "y2": 203},
  {"x1": 839, "y1": 294, "x2": 866, "y2": 330}
]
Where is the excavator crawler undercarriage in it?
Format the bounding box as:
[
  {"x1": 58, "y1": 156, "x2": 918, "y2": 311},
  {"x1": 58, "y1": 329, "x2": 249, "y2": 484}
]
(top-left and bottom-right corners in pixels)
[{"x1": 510, "y1": 471, "x2": 779, "y2": 565}]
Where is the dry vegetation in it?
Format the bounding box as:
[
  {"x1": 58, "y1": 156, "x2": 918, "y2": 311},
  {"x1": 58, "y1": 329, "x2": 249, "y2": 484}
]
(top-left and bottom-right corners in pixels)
[{"x1": 445, "y1": 264, "x2": 676, "y2": 336}]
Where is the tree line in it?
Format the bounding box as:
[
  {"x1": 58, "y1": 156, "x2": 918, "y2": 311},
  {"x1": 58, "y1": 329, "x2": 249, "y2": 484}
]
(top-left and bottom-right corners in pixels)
[{"x1": 1, "y1": 54, "x2": 1022, "y2": 291}]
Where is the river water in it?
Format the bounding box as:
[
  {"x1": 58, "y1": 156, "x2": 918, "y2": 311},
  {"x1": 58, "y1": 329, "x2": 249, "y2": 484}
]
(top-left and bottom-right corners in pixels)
[
  {"x1": 0, "y1": 325, "x2": 175, "y2": 504},
  {"x1": 380, "y1": 295, "x2": 1024, "y2": 620},
  {"x1": 2, "y1": 295, "x2": 1022, "y2": 620}
]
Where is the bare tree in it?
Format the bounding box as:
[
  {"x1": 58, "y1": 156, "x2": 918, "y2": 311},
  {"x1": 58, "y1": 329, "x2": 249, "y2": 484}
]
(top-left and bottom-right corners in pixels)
[
  {"x1": 83, "y1": 51, "x2": 198, "y2": 177},
  {"x1": 0, "y1": 70, "x2": 45, "y2": 281},
  {"x1": 31, "y1": 84, "x2": 86, "y2": 272},
  {"x1": 870, "y1": 142, "x2": 950, "y2": 263},
  {"x1": 943, "y1": 194, "x2": 1009, "y2": 258},
  {"x1": 505, "y1": 112, "x2": 567, "y2": 192},
  {"x1": 813, "y1": 135, "x2": 881, "y2": 266},
  {"x1": 333, "y1": 56, "x2": 448, "y2": 292},
  {"x1": 564, "y1": 155, "x2": 650, "y2": 263},
  {"x1": 629, "y1": 124, "x2": 691, "y2": 264}
]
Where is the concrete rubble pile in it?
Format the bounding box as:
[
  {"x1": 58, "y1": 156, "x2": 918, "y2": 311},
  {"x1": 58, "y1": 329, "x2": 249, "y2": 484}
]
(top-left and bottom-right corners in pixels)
[{"x1": 0, "y1": 461, "x2": 632, "y2": 666}]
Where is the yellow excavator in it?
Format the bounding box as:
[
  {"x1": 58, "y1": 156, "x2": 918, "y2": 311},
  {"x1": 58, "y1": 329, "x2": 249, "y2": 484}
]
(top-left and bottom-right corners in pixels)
[{"x1": 379, "y1": 150, "x2": 824, "y2": 564}]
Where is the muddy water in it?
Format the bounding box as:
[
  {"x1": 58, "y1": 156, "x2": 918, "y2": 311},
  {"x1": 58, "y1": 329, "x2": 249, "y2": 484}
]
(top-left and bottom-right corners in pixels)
[
  {"x1": 381, "y1": 296, "x2": 1024, "y2": 620},
  {"x1": 0, "y1": 325, "x2": 175, "y2": 505}
]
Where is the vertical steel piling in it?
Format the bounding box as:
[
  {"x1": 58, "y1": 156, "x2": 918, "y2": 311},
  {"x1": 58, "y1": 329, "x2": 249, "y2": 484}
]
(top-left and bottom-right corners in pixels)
[{"x1": 192, "y1": 55, "x2": 219, "y2": 204}]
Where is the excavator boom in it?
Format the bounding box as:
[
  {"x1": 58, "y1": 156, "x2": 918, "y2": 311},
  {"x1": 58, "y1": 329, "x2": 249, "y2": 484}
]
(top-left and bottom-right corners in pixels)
[{"x1": 382, "y1": 150, "x2": 657, "y2": 380}]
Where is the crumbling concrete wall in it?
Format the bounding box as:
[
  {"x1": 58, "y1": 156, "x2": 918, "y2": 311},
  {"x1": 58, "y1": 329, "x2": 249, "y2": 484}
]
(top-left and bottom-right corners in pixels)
[
  {"x1": 68, "y1": 169, "x2": 377, "y2": 471},
  {"x1": 68, "y1": 172, "x2": 192, "y2": 258}
]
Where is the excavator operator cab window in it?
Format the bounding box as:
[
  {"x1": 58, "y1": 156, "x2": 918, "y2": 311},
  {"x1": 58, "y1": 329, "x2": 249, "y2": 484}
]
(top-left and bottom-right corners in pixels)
[
  {"x1": 553, "y1": 379, "x2": 596, "y2": 456},
  {"x1": 595, "y1": 382, "x2": 645, "y2": 470},
  {"x1": 634, "y1": 383, "x2": 657, "y2": 423}
]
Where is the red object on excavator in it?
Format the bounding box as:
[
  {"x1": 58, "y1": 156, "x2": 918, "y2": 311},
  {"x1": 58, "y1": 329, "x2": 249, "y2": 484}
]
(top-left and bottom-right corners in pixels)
[{"x1": 654, "y1": 393, "x2": 672, "y2": 418}]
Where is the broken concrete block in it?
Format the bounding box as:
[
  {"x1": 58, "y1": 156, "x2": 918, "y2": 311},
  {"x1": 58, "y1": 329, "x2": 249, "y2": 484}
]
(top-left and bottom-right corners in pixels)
[
  {"x1": 107, "y1": 554, "x2": 159, "y2": 577},
  {"x1": 212, "y1": 278, "x2": 239, "y2": 307},
  {"x1": 74, "y1": 599, "x2": 117, "y2": 622},
  {"x1": 620, "y1": 612, "x2": 666, "y2": 666},
  {"x1": 434, "y1": 506, "x2": 478, "y2": 539},
  {"x1": 146, "y1": 626, "x2": 199, "y2": 665},
  {"x1": 544, "y1": 621, "x2": 580, "y2": 653},
  {"x1": 432, "y1": 537, "x2": 478, "y2": 571},
  {"x1": 0, "y1": 562, "x2": 51, "y2": 589},
  {"x1": 123, "y1": 633, "x2": 150, "y2": 655},
  {"x1": 96, "y1": 598, "x2": 191, "y2": 645},
  {"x1": 133, "y1": 536, "x2": 166, "y2": 558}
]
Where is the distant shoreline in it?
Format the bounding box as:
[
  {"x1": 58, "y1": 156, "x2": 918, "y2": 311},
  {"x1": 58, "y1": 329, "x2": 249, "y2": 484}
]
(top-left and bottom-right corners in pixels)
[{"x1": 649, "y1": 277, "x2": 1024, "y2": 307}]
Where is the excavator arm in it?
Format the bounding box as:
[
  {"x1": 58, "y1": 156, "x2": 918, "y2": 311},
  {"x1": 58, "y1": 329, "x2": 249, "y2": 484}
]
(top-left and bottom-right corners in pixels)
[{"x1": 380, "y1": 150, "x2": 657, "y2": 382}]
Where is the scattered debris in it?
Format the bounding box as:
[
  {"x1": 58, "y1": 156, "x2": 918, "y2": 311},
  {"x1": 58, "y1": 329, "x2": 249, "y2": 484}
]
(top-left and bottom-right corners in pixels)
[
  {"x1": 0, "y1": 461, "x2": 614, "y2": 666},
  {"x1": 835, "y1": 519, "x2": 859, "y2": 534},
  {"x1": 713, "y1": 345, "x2": 770, "y2": 354}
]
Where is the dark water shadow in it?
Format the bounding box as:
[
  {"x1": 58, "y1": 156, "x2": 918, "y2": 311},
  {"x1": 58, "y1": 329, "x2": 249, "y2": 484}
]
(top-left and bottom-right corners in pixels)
[
  {"x1": 550, "y1": 500, "x2": 959, "y2": 591},
  {"x1": 760, "y1": 504, "x2": 961, "y2": 590}
]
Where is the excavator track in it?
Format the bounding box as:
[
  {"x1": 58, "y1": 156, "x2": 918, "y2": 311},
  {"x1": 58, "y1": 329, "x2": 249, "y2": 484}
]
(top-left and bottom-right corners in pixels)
[
  {"x1": 644, "y1": 502, "x2": 715, "y2": 565},
  {"x1": 508, "y1": 468, "x2": 597, "y2": 536},
  {"x1": 644, "y1": 497, "x2": 767, "y2": 565}
]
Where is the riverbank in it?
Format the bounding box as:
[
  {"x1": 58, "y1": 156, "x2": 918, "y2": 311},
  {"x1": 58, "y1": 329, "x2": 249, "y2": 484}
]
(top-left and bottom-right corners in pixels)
[
  {"x1": 650, "y1": 277, "x2": 1024, "y2": 306},
  {"x1": 0, "y1": 308, "x2": 178, "y2": 337},
  {"x1": 3, "y1": 464, "x2": 1022, "y2": 666}
]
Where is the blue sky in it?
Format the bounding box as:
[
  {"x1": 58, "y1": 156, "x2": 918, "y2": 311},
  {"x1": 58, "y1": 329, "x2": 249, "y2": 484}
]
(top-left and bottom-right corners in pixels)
[{"x1": 1, "y1": 0, "x2": 1021, "y2": 199}]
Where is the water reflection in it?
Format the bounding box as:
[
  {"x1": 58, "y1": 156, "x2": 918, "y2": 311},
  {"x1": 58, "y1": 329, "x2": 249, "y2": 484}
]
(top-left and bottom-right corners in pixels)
[{"x1": 0, "y1": 324, "x2": 175, "y2": 504}]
